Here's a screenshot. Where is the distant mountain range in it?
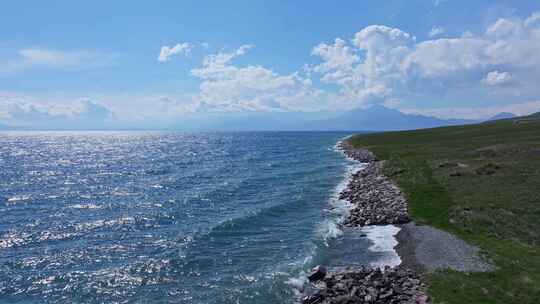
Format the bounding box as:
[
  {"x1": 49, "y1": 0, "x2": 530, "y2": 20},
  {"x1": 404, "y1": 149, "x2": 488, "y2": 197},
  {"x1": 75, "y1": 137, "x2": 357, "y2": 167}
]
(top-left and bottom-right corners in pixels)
[
  {"x1": 0, "y1": 107, "x2": 530, "y2": 131},
  {"x1": 304, "y1": 105, "x2": 476, "y2": 131},
  {"x1": 180, "y1": 105, "x2": 478, "y2": 131},
  {"x1": 528, "y1": 111, "x2": 540, "y2": 119},
  {"x1": 486, "y1": 112, "x2": 517, "y2": 121}
]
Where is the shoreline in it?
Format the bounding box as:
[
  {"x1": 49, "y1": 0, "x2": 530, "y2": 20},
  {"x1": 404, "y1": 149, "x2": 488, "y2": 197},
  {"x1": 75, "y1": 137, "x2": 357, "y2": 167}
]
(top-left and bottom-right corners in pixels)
[
  {"x1": 337, "y1": 139, "x2": 492, "y2": 273},
  {"x1": 301, "y1": 139, "x2": 430, "y2": 304},
  {"x1": 302, "y1": 137, "x2": 495, "y2": 303}
]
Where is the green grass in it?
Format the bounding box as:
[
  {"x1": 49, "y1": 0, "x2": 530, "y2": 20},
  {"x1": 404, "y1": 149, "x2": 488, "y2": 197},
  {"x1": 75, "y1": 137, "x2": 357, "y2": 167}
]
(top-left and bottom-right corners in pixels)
[{"x1": 348, "y1": 118, "x2": 540, "y2": 304}]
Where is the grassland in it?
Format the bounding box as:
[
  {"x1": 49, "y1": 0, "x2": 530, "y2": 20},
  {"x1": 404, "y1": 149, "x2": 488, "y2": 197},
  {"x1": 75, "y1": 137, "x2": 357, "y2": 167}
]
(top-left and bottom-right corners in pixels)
[{"x1": 348, "y1": 116, "x2": 540, "y2": 304}]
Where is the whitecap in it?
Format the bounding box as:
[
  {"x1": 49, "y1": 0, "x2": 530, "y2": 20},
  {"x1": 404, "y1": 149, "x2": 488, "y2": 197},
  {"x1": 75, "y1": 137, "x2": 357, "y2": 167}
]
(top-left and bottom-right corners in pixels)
[
  {"x1": 234, "y1": 275, "x2": 258, "y2": 283},
  {"x1": 316, "y1": 141, "x2": 366, "y2": 243},
  {"x1": 0, "y1": 232, "x2": 31, "y2": 249},
  {"x1": 75, "y1": 217, "x2": 135, "y2": 231},
  {"x1": 360, "y1": 225, "x2": 402, "y2": 268},
  {"x1": 7, "y1": 195, "x2": 31, "y2": 203},
  {"x1": 70, "y1": 203, "x2": 101, "y2": 209},
  {"x1": 317, "y1": 220, "x2": 343, "y2": 243},
  {"x1": 285, "y1": 274, "x2": 308, "y2": 296}
]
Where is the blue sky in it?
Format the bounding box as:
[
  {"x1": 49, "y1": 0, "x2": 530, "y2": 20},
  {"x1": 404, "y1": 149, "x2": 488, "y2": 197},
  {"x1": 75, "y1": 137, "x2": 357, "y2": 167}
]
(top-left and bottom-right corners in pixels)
[{"x1": 1, "y1": 0, "x2": 540, "y2": 128}]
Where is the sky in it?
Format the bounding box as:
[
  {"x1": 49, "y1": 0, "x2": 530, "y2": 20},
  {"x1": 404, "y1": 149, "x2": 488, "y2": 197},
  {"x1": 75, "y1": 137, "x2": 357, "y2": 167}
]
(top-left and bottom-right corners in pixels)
[{"x1": 1, "y1": 0, "x2": 540, "y2": 129}]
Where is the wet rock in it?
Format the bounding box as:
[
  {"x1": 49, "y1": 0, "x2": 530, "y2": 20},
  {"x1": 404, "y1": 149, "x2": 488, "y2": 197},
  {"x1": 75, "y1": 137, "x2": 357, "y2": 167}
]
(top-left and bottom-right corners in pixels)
[
  {"x1": 302, "y1": 294, "x2": 324, "y2": 304},
  {"x1": 337, "y1": 140, "x2": 411, "y2": 228},
  {"x1": 303, "y1": 266, "x2": 431, "y2": 304},
  {"x1": 338, "y1": 160, "x2": 410, "y2": 227},
  {"x1": 308, "y1": 265, "x2": 327, "y2": 282}
]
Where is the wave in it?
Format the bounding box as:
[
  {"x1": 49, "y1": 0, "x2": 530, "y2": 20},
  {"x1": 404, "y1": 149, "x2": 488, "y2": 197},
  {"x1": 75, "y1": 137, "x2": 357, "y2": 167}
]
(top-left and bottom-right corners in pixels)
[
  {"x1": 332, "y1": 138, "x2": 403, "y2": 268},
  {"x1": 7, "y1": 195, "x2": 31, "y2": 203},
  {"x1": 290, "y1": 137, "x2": 403, "y2": 298},
  {"x1": 287, "y1": 139, "x2": 366, "y2": 297},
  {"x1": 360, "y1": 225, "x2": 402, "y2": 268},
  {"x1": 318, "y1": 138, "x2": 366, "y2": 243}
]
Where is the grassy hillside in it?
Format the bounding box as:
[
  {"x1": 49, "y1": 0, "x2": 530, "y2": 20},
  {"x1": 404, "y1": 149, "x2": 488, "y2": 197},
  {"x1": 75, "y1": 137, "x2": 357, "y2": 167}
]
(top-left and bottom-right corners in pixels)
[{"x1": 348, "y1": 116, "x2": 540, "y2": 304}]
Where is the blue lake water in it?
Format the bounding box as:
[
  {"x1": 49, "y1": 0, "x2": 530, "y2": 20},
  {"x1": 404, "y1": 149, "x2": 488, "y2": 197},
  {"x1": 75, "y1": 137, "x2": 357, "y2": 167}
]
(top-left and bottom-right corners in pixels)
[{"x1": 0, "y1": 131, "x2": 390, "y2": 303}]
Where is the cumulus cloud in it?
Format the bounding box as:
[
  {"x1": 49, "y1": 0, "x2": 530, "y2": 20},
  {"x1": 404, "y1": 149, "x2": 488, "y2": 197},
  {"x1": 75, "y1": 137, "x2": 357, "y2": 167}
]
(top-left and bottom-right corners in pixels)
[
  {"x1": 157, "y1": 43, "x2": 193, "y2": 62},
  {"x1": 0, "y1": 98, "x2": 113, "y2": 125},
  {"x1": 0, "y1": 48, "x2": 114, "y2": 73},
  {"x1": 310, "y1": 38, "x2": 359, "y2": 85},
  {"x1": 310, "y1": 11, "x2": 540, "y2": 111},
  {"x1": 403, "y1": 37, "x2": 488, "y2": 76},
  {"x1": 434, "y1": 0, "x2": 447, "y2": 7},
  {"x1": 6, "y1": 12, "x2": 540, "y2": 123},
  {"x1": 482, "y1": 70, "x2": 513, "y2": 86},
  {"x1": 4, "y1": 102, "x2": 65, "y2": 121},
  {"x1": 525, "y1": 12, "x2": 540, "y2": 27},
  {"x1": 76, "y1": 100, "x2": 114, "y2": 120},
  {"x1": 310, "y1": 25, "x2": 414, "y2": 108},
  {"x1": 428, "y1": 26, "x2": 445, "y2": 37},
  {"x1": 486, "y1": 18, "x2": 521, "y2": 37},
  {"x1": 189, "y1": 45, "x2": 321, "y2": 112}
]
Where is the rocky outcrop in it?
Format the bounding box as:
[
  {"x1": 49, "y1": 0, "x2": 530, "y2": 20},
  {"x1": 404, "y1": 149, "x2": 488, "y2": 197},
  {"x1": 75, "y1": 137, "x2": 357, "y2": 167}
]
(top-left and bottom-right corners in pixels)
[{"x1": 302, "y1": 266, "x2": 430, "y2": 304}]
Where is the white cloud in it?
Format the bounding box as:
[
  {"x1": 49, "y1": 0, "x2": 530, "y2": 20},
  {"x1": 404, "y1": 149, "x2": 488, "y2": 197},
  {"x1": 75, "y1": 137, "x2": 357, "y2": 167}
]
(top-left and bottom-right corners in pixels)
[
  {"x1": 3, "y1": 102, "x2": 65, "y2": 121},
  {"x1": 352, "y1": 25, "x2": 414, "y2": 51},
  {"x1": 76, "y1": 100, "x2": 114, "y2": 120},
  {"x1": 0, "y1": 97, "x2": 113, "y2": 123},
  {"x1": 403, "y1": 37, "x2": 488, "y2": 76},
  {"x1": 5, "y1": 11, "x2": 540, "y2": 123},
  {"x1": 311, "y1": 25, "x2": 415, "y2": 109},
  {"x1": 486, "y1": 18, "x2": 521, "y2": 37},
  {"x1": 189, "y1": 45, "x2": 321, "y2": 112},
  {"x1": 158, "y1": 43, "x2": 193, "y2": 62},
  {"x1": 434, "y1": 0, "x2": 447, "y2": 7},
  {"x1": 428, "y1": 26, "x2": 445, "y2": 37},
  {"x1": 524, "y1": 12, "x2": 540, "y2": 27},
  {"x1": 0, "y1": 48, "x2": 114, "y2": 73},
  {"x1": 482, "y1": 70, "x2": 512, "y2": 86},
  {"x1": 461, "y1": 31, "x2": 474, "y2": 38},
  {"x1": 310, "y1": 11, "x2": 540, "y2": 110},
  {"x1": 405, "y1": 14, "x2": 540, "y2": 75},
  {"x1": 311, "y1": 39, "x2": 358, "y2": 75}
]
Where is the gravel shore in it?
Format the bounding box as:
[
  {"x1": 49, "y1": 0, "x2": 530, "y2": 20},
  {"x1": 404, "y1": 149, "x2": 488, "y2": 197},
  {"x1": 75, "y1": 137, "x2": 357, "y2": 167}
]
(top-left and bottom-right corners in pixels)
[
  {"x1": 338, "y1": 139, "x2": 493, "y2": 274},
  {"x1": 396, "y1": 222, "x2": 494, "y2": 273}
]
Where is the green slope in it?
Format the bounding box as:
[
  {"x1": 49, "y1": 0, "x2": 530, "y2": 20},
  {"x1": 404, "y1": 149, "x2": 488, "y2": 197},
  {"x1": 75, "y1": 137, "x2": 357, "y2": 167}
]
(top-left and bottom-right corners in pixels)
[{"x1": 348, "y1": 117, "x2": 540, "y2": 304}]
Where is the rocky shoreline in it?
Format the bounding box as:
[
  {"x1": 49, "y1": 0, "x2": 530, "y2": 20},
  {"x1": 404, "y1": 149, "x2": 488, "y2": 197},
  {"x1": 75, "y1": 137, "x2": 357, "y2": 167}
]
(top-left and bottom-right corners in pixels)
[
  {"x1": 337, "y1": 140, "x2": 409, "y2": 227},
  {"x1": 339, "y1": 161, "x2": 409, "y2": 227},
  {"x1": 301, "y1": 139, "x2": 429, "y2": 304},
  {"x1": 303, "y1": 266, "x2": 429, "y2": 304}
]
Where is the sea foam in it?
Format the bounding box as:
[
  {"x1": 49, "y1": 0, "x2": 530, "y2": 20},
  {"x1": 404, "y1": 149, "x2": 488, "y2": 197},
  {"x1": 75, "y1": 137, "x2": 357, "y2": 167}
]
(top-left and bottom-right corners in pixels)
[
  {"x1": 361, "y1": 225, "x2": 402, "y2": 268},
  {"x1": 331, "y1": 138, "x2": 403, "y2": 268}
]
